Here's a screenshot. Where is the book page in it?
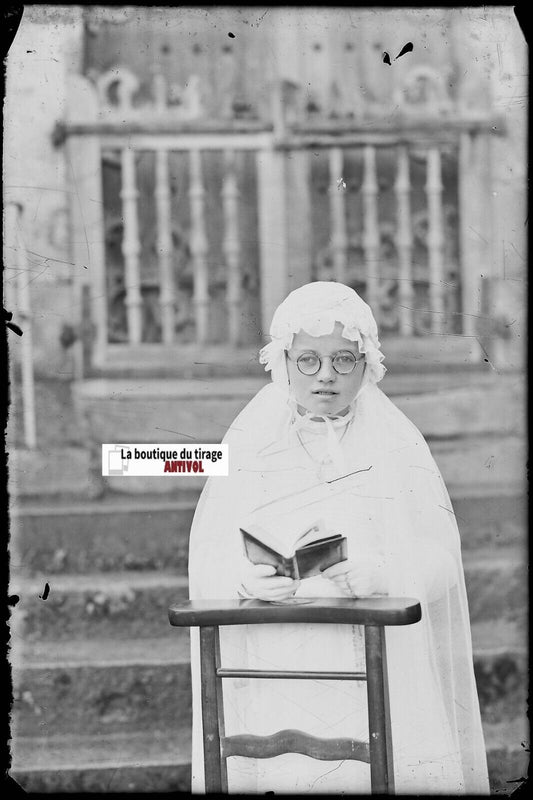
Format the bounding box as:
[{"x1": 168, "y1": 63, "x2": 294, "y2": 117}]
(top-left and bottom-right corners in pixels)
[{"x1": 241, "y1": 505, "x2": 329, "y2": 557}]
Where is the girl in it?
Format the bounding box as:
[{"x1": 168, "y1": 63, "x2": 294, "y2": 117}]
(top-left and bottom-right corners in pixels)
[{"x1": 188, "y1": 281, "x2": 489, "y2": 794}]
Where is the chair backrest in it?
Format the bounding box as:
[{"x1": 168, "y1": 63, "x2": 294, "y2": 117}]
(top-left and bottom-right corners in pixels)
[{"x1": 169, "y1": 597, "x2": 421, "y2": 794}]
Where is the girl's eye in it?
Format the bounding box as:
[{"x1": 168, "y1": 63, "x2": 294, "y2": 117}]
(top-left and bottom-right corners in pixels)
[
  {"x1": 299, "y1": 354, "x2": 318, "y2": 364},
  {"x1": 336, "y1": 354, "x2": 355, "y2": 365}
]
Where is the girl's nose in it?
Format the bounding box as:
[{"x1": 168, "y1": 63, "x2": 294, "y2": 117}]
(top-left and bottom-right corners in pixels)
[{"x1": 317, "y1": 357, "x2": 336, "y2": 381}]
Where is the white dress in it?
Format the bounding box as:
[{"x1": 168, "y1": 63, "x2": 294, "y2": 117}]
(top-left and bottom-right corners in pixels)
[{"x1": 187, "y1": 382, "x2": 489, "y2": 795}]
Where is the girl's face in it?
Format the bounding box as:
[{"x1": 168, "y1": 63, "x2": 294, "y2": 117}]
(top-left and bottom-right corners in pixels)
[{"x1": 286, "y1": 323, "x2": 366, "y2": 416}]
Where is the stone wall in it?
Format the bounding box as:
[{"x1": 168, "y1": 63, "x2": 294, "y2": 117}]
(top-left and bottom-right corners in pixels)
[{"x1": 4, "y1": 6, "x2": 85, "y2": 377}]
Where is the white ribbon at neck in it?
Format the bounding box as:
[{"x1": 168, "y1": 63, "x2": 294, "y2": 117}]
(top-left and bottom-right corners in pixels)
[{"x1": 289, "y1": 403, "x2": 354, "y2": 473}]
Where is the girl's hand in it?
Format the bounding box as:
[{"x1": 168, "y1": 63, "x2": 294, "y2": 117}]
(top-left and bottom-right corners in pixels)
[
  {"x1": 322, "y1": 556, "x2": 388, "y2": 598},
  {"x1": 240, "y1": 563, "x2": 301, "y2": 601}
]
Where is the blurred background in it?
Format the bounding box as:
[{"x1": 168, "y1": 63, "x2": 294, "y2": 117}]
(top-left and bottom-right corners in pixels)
[{"x1": 4, "y1": 5, "x2": 527, "y2": 793}]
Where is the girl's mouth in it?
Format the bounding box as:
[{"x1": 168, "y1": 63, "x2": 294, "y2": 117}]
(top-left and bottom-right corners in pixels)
[{"x1": 313, "y1": 390, "x2": 338, "y2": 396}]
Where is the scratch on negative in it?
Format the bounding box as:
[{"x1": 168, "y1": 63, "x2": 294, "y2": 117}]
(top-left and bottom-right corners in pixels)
[
  {"x1": 308, "y1": 760, "x2": 347, "y2": 791},
  {"x1": 476, "y1": 338, "x2": 499, "y2": 372},
  {"x1": 154, "y1": 427, "x2": 197, "y2": 440},
  {"x1": 67, "y1": 154, "x2": 91, "y2": 264},
  {"x1": 198, "y1": 414, "x2": 245, "y2": 433},
  {"x1": 326, "y1": 466, "x2": 373, "y2": 484},
  {"x1": 438, "y1": 504, "x2": 466, "y2": 524},
  {"x1": 238, "y1": 466, "x2": 305, "y2": 474}
]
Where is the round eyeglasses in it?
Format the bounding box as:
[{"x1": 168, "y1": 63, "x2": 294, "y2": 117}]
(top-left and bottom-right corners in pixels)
[{"x1": 286, "y1": 350, "x2": 364, "y2": 376}]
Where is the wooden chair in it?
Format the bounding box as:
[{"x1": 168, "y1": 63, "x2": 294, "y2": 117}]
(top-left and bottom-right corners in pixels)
[{"x1": 168, "y1": 597, "x2": 421, "y2": 794}]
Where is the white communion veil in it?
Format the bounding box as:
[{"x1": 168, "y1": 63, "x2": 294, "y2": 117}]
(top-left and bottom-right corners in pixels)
[{"x1": 187, "y1": 282, "x2": 489, "y2": 795}]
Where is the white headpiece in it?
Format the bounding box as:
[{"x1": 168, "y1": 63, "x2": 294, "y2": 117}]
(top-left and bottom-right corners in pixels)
[{"x1": 259, "y1": 281, "x2": 386, "y2": 387}]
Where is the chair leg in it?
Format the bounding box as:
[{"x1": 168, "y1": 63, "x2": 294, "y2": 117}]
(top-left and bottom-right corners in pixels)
[
  {"x1": 365, "y1": 625, "x2": 395, "y2": 794},
  {"x1": 199, "y1": 626, "x2": 228, "y2": 792}
]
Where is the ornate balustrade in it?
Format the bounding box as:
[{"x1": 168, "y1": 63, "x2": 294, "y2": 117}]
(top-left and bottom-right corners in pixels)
[{"x1": 59, "y1": 65, "x2": 503, "y2": 371}]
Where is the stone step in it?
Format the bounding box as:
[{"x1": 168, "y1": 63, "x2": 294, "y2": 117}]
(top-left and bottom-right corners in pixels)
[
  {"x1": 69, "y1": 375, "x2": 524, "y2": 495},
  {"x1": 9, "y1": 362, "x2": 505, "y2": 458},
  {"x1": 69, "y1": 335, "x2": 495, "y2": 379},
  {"x1": 10, "y1": 463, "x2": 526, "y2": 576},
  {"x1": 9, "y1": 445, "x2": 100, "y2": 502},
  {"x1": 10, "y1": 545, "x2": 527, "y2": 644},
  {"x1": 483, "y1": 718, "x2": 530, "y2": 795},
  {"x1": 12, "y1": 636, "x2": 192, "y2": 738},
  {"x1": 9, "y1": 369, "x2": 525, "y2": 499},
  {"x1": 11, "y1": 616, "x2": 527, "y2": 739},
  {"x1": 10, "y1": 496, "x2": 197, "y2": 576},
  {"x1": 9, "y1": 717, "x2": 528, "y2": 795},
  {"x1": 9, "y1": 729, "x2": 192, "y2": 793},
  {"x1": 461, "y1": 548, "x2": 527, "y2": 626},
  {"x1": 73, "y1": 371, "x2": 524, "y2": 446},
  {"x1": 470, "y1": 620, "x2": 528, "y2": 725},
  {"x1": 8, "y1": 430, "x2": 525, "y2": 504},
  {"x1": 11, "y1": 572, "x2": 189, "y2": 642}
]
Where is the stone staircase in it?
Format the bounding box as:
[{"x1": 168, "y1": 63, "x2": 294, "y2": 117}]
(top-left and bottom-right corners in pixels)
[{"x1": 8, "y1": 368, "x2": 528, "y2": 793}]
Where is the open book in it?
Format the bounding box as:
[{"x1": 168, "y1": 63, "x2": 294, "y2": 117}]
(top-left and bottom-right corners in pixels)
[{"x1": 240, "y1": 519, "x2": 347, "y2": 580}]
